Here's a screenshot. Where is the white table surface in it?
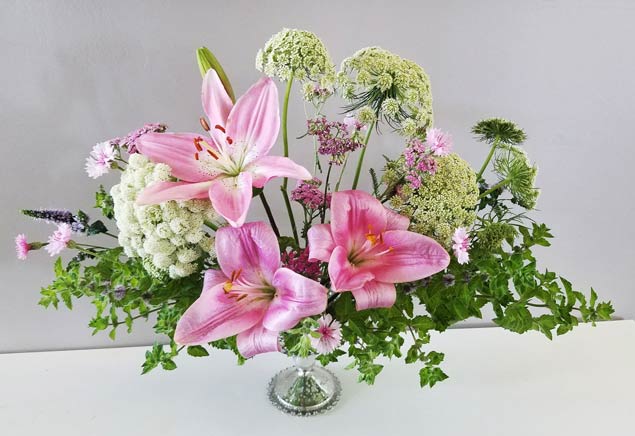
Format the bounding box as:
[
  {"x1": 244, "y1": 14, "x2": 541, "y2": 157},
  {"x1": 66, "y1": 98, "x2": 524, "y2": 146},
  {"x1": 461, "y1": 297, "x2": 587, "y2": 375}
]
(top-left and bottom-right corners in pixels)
[{"x1": 1, "y1": 320, "x2": 633, "y2": 436}]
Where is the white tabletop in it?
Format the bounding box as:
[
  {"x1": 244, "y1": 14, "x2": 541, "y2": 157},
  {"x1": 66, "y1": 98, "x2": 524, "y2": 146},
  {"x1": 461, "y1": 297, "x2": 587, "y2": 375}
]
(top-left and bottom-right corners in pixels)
[{"x1": 1, "y1": 320, "x2": 633, "y2": 436}]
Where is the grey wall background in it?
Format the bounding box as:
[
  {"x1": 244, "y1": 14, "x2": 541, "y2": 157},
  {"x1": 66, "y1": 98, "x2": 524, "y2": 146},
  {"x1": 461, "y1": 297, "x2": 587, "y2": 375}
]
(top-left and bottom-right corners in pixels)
[{"x1": 1, "y1": 0, "x2": 633, "y2": 353}]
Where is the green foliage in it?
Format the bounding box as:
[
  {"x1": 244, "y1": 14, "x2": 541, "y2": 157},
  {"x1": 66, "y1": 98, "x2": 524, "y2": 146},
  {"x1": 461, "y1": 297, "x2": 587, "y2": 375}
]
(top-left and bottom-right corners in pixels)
[
  {"x1": 95, "y1": 185, "x2": 114, "y2": 219},
  {"x1": 472, "y1": 118, "x2": 527, "y2": 145}
]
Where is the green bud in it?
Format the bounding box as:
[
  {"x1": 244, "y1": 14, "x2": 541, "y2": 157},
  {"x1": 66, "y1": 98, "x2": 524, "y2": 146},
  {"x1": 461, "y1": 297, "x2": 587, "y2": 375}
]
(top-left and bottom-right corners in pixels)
[{"x1": 196, "y1": 47, "x2": 236, "y2": 103}]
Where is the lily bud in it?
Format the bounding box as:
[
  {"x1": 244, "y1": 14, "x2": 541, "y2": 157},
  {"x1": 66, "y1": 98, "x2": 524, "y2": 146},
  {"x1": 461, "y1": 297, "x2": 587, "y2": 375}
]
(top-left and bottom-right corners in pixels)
[{"x1": 196, "y1": 47, "x2": 236, "y2": 103}]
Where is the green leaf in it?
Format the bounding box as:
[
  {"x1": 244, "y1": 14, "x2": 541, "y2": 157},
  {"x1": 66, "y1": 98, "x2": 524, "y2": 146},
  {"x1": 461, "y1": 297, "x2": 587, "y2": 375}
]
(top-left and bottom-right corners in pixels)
[
  {"x1": 419, "y1": 366, "x2": 448, "y2": 388},
  {"x1": 187, "y1": 345, "x2": 210, "y2": 357},
  {"x1": 196, "y1": 47, "x2": 235, "y2": 102},
  {"x1": 87, "y1": 220, "x2": 108, "y2": 235},
  {"x1": 161, "y1": 359, "x2": 177, "y2": 371}
]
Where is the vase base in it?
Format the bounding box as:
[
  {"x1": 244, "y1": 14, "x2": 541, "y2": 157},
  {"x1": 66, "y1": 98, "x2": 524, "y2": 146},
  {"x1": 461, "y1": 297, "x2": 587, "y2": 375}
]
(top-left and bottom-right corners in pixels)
[{"x1": 267, "y1": 363, "x2": 341, "y2": 416}]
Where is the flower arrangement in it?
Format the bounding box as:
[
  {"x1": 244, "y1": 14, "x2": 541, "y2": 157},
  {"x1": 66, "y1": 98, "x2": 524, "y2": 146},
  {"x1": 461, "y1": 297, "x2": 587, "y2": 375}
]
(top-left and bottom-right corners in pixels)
[{"x1": 16, "y1": 29, "x2": 614, "y2": 395}]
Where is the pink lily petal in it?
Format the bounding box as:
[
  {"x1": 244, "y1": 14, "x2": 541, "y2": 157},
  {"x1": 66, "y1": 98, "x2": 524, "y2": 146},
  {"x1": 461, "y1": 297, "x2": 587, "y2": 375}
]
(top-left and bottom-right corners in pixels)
[
  {"x1": 215, "y1": 221, "x2": 281, "y2": 285},
  {"x1": 137, "y1": 132, "x2": 210, "y2": 182},
  {"x1": 307, "y1": 223, "x2": 335, "y2": 262},
  {"x1": 262, "y1": 268, "x2": 328, "y2": 331},
  {"x1": 208, "y1": 172, "x2": 253, "y2": 227},
  {"x1": 328, "y1": 245, "x2": 374, "y2": 291},
  {"x1": 236, "y1": 323, "x2": 281, "y2": 358},
  {"x1": 203, "y1": 268, "x2": 228, "y2": 288},
  {"x1": 248, "y1": 156, "x2": 312, "y2": 189},
  {"x1": 226, "y1": 77, "x2": 279, "y2": 158},
  {"x1": 202, "y1": 70, "x2": 233, "y2": 148},
  {"x1": 174, "y1": 283, "x2": 268, "y2": 345},
  {"x1": 385, "y1": 208, "x2": 410, "y2": 230},
  {"x1": 367, "y1": 230, "x2": 450, "y2": 283},
  {"x1": 351, "y1": 280, "x2": 396, "y2": 310},
  {"x1": 136, "y1": 181, "x2": 212, "y2": 205},
  {"x1": 330, "y1": 190, "x2": 388, "y2": 249}
]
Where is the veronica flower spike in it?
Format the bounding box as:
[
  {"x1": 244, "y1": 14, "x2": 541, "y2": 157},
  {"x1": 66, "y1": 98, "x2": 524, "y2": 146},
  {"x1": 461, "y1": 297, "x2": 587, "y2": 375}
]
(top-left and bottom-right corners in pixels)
[
  {"x1": 174, "y1": 221, "x2": 328, "y2": 358},
  {"x1": 308, "y1": 190, "x2": 450, "y2": 310},
  {"x1": 136, "y1": 70, "x2": 312, "y2": 227}
]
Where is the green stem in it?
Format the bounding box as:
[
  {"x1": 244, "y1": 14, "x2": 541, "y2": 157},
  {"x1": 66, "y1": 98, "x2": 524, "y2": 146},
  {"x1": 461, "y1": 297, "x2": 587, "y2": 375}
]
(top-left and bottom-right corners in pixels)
[
  {"x1": 204, "y1": 220, "x2": 218, "y2": 231},
  {"x1": 334, "y1": 153, "x2": 349, "y2": 192},
  {"x1": 351, "y1": 120, "x2": 376, "y2": 190},
  {"x1": 259, "y1": 192, "x2": 280, "y2": 238},
  {"x1": 476, "y1": 139, "x2": 499, "y2": 181},
  {"x1": 320, "y1": 164, "x2": 333, "y2": 224},
  {"x1": 479, "y1": 178, "x2": 510, "y2": 199},
  {"x1": 280, "y1": 77, "x2": 300, "y2": 245}
]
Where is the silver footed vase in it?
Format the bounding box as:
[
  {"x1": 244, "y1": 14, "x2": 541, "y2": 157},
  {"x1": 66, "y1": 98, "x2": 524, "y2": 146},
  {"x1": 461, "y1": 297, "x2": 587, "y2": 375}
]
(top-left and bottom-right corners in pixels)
[{"x1": 267, "y1": 355, "x2": 341, "y2": 416}]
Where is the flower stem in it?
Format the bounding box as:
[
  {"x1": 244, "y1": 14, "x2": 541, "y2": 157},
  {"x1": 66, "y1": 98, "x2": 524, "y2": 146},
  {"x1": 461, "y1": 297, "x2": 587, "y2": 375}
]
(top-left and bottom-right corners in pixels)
[
  {"x1": 351, "y1": 120, "x2": 376, "y2": 190},
  {"x1": 475, "y1": 139, "x2": 499, "y2": 181},
  {"x1": 204, "y1": 220, "x2": 218, "y2": 231},
  {"x1": 478, "y1": 177, "x2": 510, "y2": 198},
  {"x1": 321, "y1": 164, "x2": 333, "y2": 224},
  {"x1": 280, "y1": 76, "x2": 300, "y2": 245},
  {"x1": 259, "y1": 191, "x2": 280, "y2": 238},
  {"x1": 334, "y1": 154, "x2": 349, "y2": 192}
]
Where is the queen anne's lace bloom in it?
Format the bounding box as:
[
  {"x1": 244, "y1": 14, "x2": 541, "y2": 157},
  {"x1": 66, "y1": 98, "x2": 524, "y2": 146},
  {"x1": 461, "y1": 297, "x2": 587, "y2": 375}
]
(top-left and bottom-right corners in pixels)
[
  {"x1": 111, "y1": 154, "x2": 217, "y2": 279},
  {"x1": 256, "y1": 28, "x2": 336, "y2": 101},
  {"x1": 338, "y1": 47, "x2": 433, "y2": 132},
  {"x1": 386, "y1": 154, "x2": 479, "y2": 248}
]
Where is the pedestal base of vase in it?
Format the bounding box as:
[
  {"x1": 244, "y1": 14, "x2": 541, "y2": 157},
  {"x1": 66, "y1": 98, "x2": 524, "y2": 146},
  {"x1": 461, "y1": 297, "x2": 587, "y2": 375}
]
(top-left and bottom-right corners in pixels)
[{"x1": 267, "y1": 356, "x2": 341, "y2": 416}]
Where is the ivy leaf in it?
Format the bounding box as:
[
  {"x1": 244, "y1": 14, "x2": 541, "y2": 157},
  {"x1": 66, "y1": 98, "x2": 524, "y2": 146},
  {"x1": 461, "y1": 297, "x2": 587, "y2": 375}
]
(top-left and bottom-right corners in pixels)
[
  {"x1": 187, "y1": 345, "x2": 210, "y2": 357},
  {"x1": 419, "y1": 366, "x2": 448, "y2": 388},
  {"x1": 87, "y1": 220, "x2": 109, "y2": 235}
]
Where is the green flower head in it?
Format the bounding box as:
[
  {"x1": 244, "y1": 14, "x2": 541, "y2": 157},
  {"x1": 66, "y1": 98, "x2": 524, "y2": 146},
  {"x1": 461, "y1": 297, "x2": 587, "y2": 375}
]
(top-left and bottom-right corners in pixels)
[
  {"x1": 339, "y1": 47, "x2": 433, "y2": 132},
  {"x1": 385, "y1": 153, "x2": 479, "y2": 247},
  {"x1": 493, "y1": 145, "x2": 540, "y2": 209},
  {"x1": 476, "y1": 222, "x2": 517, "y2": 251},
  {"x1": 256, "y1": 28, "x2": 336, "y2": 101},
  {"x1": 472, "y1": 118, "x2": 527, "y2": 145}
]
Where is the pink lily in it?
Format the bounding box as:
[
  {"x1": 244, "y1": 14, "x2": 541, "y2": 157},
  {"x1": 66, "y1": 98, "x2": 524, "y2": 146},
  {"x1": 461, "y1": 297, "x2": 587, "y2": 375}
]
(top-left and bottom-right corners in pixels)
[
  {"x1": 307, "y1": 190, "x2": 450, "y2": 310},
  {"x1": 136, "y1": 70, "x2": 312, "y2": 227},
  {"x1": 174, "y1": 221, "x2": 328, "y2": 358}
]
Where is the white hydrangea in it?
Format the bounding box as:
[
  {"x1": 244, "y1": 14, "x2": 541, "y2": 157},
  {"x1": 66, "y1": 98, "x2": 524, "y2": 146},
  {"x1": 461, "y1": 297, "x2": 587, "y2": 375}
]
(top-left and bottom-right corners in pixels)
[{"x1": 111, "y1": 154, "x2": 218, "y2": 279}]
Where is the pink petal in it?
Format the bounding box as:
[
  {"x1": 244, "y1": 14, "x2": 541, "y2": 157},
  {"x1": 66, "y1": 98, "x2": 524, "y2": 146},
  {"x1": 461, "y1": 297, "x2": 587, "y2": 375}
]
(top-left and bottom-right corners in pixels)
[
  {"x1": 208, "y1": 172, "x2": 253, "y2": 227},
  {"x1": 330, "y1": 190, "x2": 388, "y2": 250},
  {"x1": 236, "y1": 323, "x2": 281, "y2": 358},
  {"x1": 307, "y1": 223, "x2": 335, "y2": 262},
  {"x1": 368, "y1": 230, "x2": 450, "y2": 283},
  {"x1": 202, "y1": 70, "x2": 233, "y2": 148},
  {"x1": 385, "y1": 208, "x2": 410, "y2": 230},
  {"x1": 262, "y1": 268, "x2": 328, "y2": 332},
  {"x1": 328, "y1": 245, "x2": 374, "y2": 291},
  {"x1": 351, "y1": 281, "x2": 396, "y2": 310},
  {"x1": 137, "y1": 132, "x2": 210, "y2": 182},
  {"x1": 136, "y1": 181, "x2": 212, "y2": 205},
  {"x1": 248, "y1": 156, "x2": 312, "y2": 189},
  {"x1": 215, "y1": 221, "x2": 281, "y2": 285},
  {"x1": 226, "y1": 77, "x2": 280, "y2": 158},
  {"x1": 203, "y1": 269, "x2": 228, "y2": 288},
  {"x1": 174, "y1": 283, "x2": 268, "y2": 345}
]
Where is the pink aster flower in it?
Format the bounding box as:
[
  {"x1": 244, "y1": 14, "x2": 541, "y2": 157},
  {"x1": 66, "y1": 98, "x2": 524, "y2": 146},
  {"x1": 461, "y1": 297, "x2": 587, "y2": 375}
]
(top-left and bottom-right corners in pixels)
[
  {"x1": 45, "y1": 223, "x2": 72, "y2": 256},
  {"x1": 310, "y1": 314, "x2": 342, "y2": 354},
  {"x1": 136, "y1": 70, "x2": 311, "y2": 227},
  {"x1": 425, "y1": 128, "x2": 453, "y2": 156},
  {"x1": 15, "y1": 234, "x2": 31, "y2": 260},
  {"x1": 452, "y1": 227, "x2": 471, "y2": 264},
  {"x1": 308, "y1": 190, "x2": 450, "y2": 311},
  {"x1": 85, "y1": 141, "x2": 116, "y2": 179},
  {"x1": 174, "y1": 221, "x2": 328, "y2": 358}
]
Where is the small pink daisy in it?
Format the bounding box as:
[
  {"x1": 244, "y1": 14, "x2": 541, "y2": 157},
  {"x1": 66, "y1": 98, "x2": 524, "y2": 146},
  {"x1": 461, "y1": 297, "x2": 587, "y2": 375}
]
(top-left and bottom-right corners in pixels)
[
  {"x1": 15, "y1": 234, "x2": 31, "y2": 260},
  {"x1": 310, "y1": 314, "x2": 342, "y2": 354},
  {"x1": 425, "y1": 128, "x2": 453, "y2": 156},
  {"x1": 45, "y1": 223, "x2": 72, "y2": 256},
  {"x1": 452, "y1": 227, "x2": 471, "y2": 265},
  {"x1": 85, "y1": 141, "x2": 116, "y2": 179}
]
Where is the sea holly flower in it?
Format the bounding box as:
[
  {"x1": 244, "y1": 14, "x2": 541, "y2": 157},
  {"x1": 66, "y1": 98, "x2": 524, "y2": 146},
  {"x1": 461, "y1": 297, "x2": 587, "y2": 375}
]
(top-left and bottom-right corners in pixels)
[
  {"x1": 307, "y1": 190, "x2": 450, "y2": 310},
  {"x1": 452, "y1": 227, "x2": 471, "y2": 264},
  {"x1": 136, "y1": 70, "x2": 312, "y2": 227},
  {"x1": 174, "y1": 222, "x2": 328, "y2": 358},
  {"x1": 85, "y1": 141, "x2": 116, "y2": 179},
  {"x1": 310, "y1": 314, "x2": 342, "y2": 354},
  {"x1": 45, "y1": 223, "x2": 72, "y2": 256}
]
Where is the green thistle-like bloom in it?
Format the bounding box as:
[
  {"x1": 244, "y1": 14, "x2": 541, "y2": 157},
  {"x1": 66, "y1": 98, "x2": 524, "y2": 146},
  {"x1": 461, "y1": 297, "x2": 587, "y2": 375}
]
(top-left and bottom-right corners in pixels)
[
  {"x1": 472, "y1": 118, "x2": 527, "y2": 145},
  {"x1": 386, "y1": 154, "x2": 479, "y2": 247},
  {"x1": 338, "y1": 47, "x2": 433, "y2": 132},
  {"x1": 493, "y1": 145, "x2": 540, "y2": 209},
  {"x1": 476, "y1": 222, "x2": 517, "y2": 250},
  {"x1": 256, "y1": 28, "x2": 336, "y2": 100}
]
